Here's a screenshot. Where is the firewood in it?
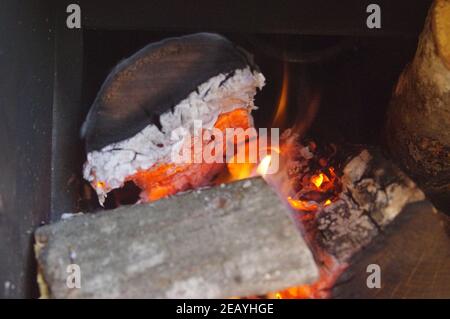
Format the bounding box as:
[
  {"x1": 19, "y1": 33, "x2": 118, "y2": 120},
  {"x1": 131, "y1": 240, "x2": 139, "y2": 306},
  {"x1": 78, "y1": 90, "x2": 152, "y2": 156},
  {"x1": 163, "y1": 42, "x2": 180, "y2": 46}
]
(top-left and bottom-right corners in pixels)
[
  {"x1": 34, "y1": 177, "x2": 318, "y2": 299},
  {"x1": 332, "y1": 201, "x2": 450, "y2": 298},
  {"x1": 280, "y1": 134, "x2": 427, "y2": 265},
  {"x1": 313, "y1": 148, "x2": 426, "y2": 262},
  {"x1": 80, "y1": 33, "x2": 265, "y2": 205},
  {"x1": 385, "y1": 0, "x2": 450, "y2": 210},
  {"x1": 265, "y1": 139, "x2": 442, "y2": 299}
]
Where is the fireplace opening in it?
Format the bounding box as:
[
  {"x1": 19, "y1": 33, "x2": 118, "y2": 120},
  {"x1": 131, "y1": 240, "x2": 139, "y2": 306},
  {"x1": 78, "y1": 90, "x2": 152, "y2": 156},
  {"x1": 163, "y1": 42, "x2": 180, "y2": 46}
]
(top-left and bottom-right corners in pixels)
[{"x1": 4, "y1": 0, "x2": 449, "y2": 300}]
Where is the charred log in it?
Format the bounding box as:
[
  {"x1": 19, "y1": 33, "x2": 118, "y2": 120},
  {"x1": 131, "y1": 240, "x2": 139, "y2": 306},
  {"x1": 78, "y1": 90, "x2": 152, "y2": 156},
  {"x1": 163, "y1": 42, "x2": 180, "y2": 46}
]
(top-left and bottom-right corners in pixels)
[
  {"x1": 313, "y1": 148, "x2": 425, "y2": 262},
  {"x1": 282, "y1": 134, "x2": 426, "y2": 264},
  {"x1": 81, "y1": 33, "x2": 258, "y2": 152},
  {"x1": 256, "y1": 135, "x2": 432, "y2": 299},
  {"x1": 80, "y1": 32, "x2": 265, "y2": 204}
]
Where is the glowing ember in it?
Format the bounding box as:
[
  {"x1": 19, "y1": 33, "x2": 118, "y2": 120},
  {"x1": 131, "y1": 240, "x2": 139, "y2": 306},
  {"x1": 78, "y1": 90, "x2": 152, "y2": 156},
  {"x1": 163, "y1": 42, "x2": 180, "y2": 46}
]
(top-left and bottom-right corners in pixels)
[
  {"x1": 259, "y1": 139, "x2": 342, "y2": 299},
  {"x1": 129, "y1": 108, "x2": 252, "y2": 202},
  {"x1": 226, "y1": 140, "x2": 258, "y2": 181},
  {"x1": 287, "y1": 197, "x2": 318, "y2": 212},
  {"x1": 312, "y1": 173, "x2": 329, "y2": 188},
  {"x1": 311, "y1": 174, "x2": 324, "y2": 188},
  {"x1": 228, "y1": 136, "x2": 342, "y2": 300},
  {"x1": 96, "y1": 181, "x2": 106, "y2": 189},
  {"x1": 227, "y1": 161, "x2": 255, "y2": 181}
]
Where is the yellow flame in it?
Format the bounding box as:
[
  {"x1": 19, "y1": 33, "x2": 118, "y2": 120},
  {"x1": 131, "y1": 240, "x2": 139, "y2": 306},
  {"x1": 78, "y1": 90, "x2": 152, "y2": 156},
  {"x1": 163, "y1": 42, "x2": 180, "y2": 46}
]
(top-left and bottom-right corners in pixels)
[
  {"x1": 227, "y1": 162, "x2": 255, "y2": 181},
  {"x1": 272, "y1": 62, "x2": 289, "y2": 127},
  {"x1": 311, "y1": 174, "x2": 324, "y2": 188},
  {"x1": 96, "y1": 181, "x2": 105, "y2": 189},
  {"x1": 287, "y1": 196, "x2": 318, "y2": 211},
  {"x1": 257, "y1": 155, "x2": 272, "y2": 176}
]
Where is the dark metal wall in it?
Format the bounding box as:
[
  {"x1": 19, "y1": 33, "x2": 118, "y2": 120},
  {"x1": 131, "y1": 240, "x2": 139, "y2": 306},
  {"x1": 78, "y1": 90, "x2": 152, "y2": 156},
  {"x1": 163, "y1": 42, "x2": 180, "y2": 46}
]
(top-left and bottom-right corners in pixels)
[
  {"x1": 0, "y1": 0, "x2": 54, "y2": 298},
  {"x1": 50, "y1": 2, "x2": 84, "y2": 219},
  {"x1": 79, "y1": 0, "x2": 431, "y2": 36}
]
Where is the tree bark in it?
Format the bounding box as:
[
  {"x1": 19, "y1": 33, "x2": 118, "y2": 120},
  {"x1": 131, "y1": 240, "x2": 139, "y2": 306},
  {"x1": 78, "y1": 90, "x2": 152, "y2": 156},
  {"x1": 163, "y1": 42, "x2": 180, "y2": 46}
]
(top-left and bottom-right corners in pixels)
[{"x1": 386, "y1": 0, "x2": 450, "y2": 210}]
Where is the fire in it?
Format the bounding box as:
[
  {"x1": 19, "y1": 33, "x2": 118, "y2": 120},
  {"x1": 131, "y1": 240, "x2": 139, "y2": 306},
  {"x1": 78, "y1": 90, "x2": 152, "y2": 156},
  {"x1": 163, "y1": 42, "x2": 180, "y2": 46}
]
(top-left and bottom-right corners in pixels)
[
  {"x1": 256, "y1": 155, "x2": 273, "y2": 176},
  {"x1": 287, "y1": 197, "x2": 318, "y2": 212},
  {"x1": 226, "y1": 139, "x2": 258, "y2": 181},
  {"x1": 286, "y1": 167, "x2": 337, "y2": 213},
  {"x1": 96, "y1": 181, "x2": 105, "y2": 189},
  {"x1": 311, "y1": 173, "x2": 329, "y2": 188},
  {"x1": 272, "y1": 62, "x2": 289, "y2": 128},
  {"x1": 266, "y1": 162, "x2": 340, "y2": 299},
  {"x1": 119, "y1": 78, "x2": 339, "y2": 299},
  {"x1": 227, "y1": 161, "x2": 255, "y2": 181},
  {"x1": 129, "y1": 108, "x2": 253, "y2": 202}
]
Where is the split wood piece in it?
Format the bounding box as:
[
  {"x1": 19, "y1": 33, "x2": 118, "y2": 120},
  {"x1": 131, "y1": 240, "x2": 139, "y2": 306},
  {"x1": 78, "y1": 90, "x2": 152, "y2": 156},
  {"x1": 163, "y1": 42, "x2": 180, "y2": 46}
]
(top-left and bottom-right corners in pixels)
[
  {"x1": 313, "y1": 149, "x2": 425, "y2": 262},
  {"x1": 34, "y1": 177, "x2": 318, "y2": 299},
  {"x1": 332, "y1": 201, "x2": 450, "y2": 298},
  {"x1": 386, "y1": 0, "x2": 450, "y2": 210}
]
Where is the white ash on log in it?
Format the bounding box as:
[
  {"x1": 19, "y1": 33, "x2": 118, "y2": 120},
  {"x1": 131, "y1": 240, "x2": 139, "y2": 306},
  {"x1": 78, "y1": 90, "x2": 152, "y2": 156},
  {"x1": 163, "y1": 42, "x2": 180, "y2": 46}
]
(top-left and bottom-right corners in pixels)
[
  {"x1": 386, "y1": 0, "x2": 450, "y2": 210},
  {"x1": 272, "y1": 135, "x2": 431, "y2": 298},
  {"x1": 81, "y1": 33, "x2": 265, "y2": 205},
  {"x1": 314, "y1": 148, "x2": 425, "y2": 262},
  {"x1": 34, "y1": 177, "x2": 318, "y2": 299},
  {"x1": 282, "y1": 134, "x2": 427, "y2": 264}
]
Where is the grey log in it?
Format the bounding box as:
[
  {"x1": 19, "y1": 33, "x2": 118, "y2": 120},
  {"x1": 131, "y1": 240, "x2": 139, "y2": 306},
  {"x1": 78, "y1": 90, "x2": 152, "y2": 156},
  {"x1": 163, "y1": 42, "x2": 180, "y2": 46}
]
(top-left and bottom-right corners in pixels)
[{"x1": 34, "y1": 177, "x2": 318, "y2": 299}]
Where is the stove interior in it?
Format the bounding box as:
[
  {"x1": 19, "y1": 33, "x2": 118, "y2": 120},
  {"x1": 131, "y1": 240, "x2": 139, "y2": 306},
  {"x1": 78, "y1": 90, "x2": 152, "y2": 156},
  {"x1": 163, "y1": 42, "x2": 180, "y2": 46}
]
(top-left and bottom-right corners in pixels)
[{"x1": 3, "y1": 0, "x2": 449, "y2": 299}]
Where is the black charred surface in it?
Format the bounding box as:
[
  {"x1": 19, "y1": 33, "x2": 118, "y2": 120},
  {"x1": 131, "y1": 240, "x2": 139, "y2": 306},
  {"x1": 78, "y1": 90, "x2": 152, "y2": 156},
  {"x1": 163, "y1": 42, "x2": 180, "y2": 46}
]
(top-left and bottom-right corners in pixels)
[{"x1": 81, "y1": 33, "x2": 257, "y2": 152}]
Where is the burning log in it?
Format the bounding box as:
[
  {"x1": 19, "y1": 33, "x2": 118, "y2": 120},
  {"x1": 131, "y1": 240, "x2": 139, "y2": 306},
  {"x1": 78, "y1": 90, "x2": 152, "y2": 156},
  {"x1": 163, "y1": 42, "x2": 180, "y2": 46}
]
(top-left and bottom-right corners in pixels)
[
  {"x1": 279, "y1": 136, "x2": 426, "y2": 263},
  {"x1": 313, "y1": 148, "x2": 425, "y2": 261},
  {"x1": 264, "y1": 135, "x2": 430, "y2": 298},
  {"x1": 34, "y1": 177, "x2": 318, "y2": 299},
  {"x1": 81, "y1": 33, "x2": 265, "y2": 205},
  {"x1": 386, "y1": 0, "x2": 450, "y2": 210}
]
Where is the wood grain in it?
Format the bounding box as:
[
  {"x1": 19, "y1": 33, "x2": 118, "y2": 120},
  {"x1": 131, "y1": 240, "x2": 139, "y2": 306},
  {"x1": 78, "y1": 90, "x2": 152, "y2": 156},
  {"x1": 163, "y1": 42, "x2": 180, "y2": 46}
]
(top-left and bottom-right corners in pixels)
[
  {"x1": 35, "y1": 177, "x2": 318, "y2": 299},
  {"x1": 332, "y1": 202, "x2": 450, "y2": 298}
]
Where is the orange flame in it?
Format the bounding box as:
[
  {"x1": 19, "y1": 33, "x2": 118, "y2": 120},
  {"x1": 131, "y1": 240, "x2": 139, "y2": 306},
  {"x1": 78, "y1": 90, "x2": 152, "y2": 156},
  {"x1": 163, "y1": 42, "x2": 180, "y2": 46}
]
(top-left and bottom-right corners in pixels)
[
  {"x1": 311, "y1": 173, "x2": 324, "y2": 188},
  {"x1": 272, "y1": 62, "x2": 289, "y2": 128},
  {"x1": 227, "y1": 140, "x2": 257, "y2": 181},
  {"x1": 287, "y1": 196, "x2": 318, "y2": 212},
  {"x1": 96, "y1": 181, "x2": 106, "y2": 189}
]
